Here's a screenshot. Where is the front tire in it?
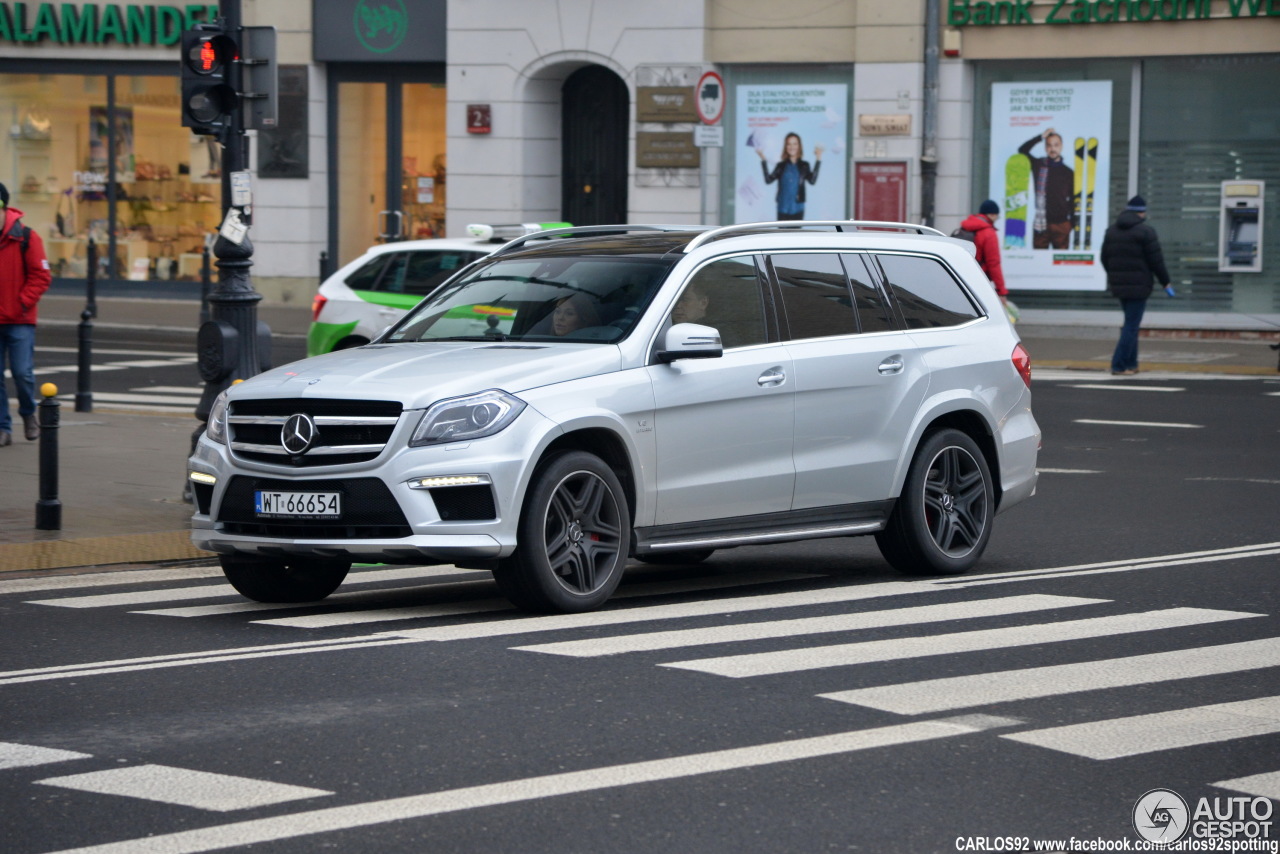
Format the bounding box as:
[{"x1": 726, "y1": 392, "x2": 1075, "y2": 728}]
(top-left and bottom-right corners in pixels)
[
  {"x1": 494, "y1": 451, "x2": 630, "y2": 613},
  {"x1": 876, "y1": 428, "x2": 993, "y2": 576},
  {"x1": 220, "y1": 554, "x2": 351, "y2": 602}
]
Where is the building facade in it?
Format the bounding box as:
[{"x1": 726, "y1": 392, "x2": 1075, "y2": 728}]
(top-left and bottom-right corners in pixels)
[{"x1": 0, "y1": 0, "x2": 1275, "y2": 314}]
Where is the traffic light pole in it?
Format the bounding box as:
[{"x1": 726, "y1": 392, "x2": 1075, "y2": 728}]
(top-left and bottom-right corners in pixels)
[{"x1": 194, "y1": 0, "x2": 271, "y2": 424}]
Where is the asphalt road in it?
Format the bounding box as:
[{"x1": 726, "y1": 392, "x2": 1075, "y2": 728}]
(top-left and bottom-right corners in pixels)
[{"x1": 2, "y1": 362, "x2": 1278, "y2": 852}]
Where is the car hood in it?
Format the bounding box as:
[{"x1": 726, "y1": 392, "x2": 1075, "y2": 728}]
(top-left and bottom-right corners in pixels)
[{"x1": 232, "y1": 342, "x2": 624, "y2": 410}]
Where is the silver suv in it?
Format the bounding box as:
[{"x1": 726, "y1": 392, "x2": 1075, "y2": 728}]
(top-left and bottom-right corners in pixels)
[{"x1": 189, "y1": 222, "x2": 1040, "y2": 613}]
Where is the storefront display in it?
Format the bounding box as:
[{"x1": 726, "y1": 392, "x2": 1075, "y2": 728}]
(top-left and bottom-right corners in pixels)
[{"x1": 0, "y1": 71, "x2": 220, "y2": 285}]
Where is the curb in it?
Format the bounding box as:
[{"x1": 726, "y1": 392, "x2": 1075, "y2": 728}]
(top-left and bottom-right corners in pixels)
[{"x1": 0, "y1": 530, "x2": 209, "y2": 574}]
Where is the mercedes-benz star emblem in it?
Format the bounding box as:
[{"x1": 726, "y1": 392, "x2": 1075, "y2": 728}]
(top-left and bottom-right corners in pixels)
[{"x1": 281, "y1": 413, "x2": 318, "y2": 455}]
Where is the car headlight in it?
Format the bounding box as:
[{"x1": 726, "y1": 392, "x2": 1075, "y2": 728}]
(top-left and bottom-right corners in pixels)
[
  {"x1": 206, "y1": 390, "x2": 230, "y2": 445},
  {"x1": 410, "y1": 390, "x2": 526, "y2": 447}
]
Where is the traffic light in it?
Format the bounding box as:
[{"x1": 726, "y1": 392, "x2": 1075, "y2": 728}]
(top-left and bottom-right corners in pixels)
[{"x1": 181, "y1": 24, "x2": 239, "y2": 136}]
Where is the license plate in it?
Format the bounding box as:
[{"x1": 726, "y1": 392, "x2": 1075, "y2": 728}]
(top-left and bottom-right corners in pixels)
[{"x1": 254, "y1": 490, "x2": 342, "y2": 519}]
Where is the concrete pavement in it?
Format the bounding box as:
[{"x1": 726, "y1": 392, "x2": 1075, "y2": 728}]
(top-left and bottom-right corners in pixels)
[{"x1": 2, "y1": 294, "x2": 1277, "y2": 574}]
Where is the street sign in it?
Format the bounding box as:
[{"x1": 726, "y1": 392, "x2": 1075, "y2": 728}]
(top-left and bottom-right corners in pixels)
[
  {"x1": 695, "y1": 70, "x2": 725, "y2": 125},
  {"x1": 694, "y1": 125, "x2": 724, "y2": 148}
]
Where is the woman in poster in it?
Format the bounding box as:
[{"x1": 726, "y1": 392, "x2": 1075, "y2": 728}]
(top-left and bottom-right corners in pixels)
[{"x1": 757, "y1": 133, "x2": 822, "y2": 221}]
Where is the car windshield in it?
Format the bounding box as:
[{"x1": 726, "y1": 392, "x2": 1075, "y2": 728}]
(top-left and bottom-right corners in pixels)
[{"x1": 384, "y1": 254, "x2": 677, "y2": 344}]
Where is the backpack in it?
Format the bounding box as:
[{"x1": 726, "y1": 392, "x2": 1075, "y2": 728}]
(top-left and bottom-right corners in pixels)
[{"x1": 950, "y1": 226, "x2": 977, "y2": 243}]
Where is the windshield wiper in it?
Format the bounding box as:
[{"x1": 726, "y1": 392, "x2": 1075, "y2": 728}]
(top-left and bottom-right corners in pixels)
[{"x1": 428, "y1": 334, "x2": 511, "y2": 342}]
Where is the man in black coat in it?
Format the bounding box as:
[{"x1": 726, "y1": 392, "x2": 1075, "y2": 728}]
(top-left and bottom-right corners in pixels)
[{"x1": 1100, "y1": 195, "x2": 1172, "y2": 375}]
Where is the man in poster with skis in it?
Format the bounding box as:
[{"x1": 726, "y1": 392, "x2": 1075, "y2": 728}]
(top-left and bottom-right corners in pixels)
[{"x1": 1018, "y1": 127, "x2": 1074, "y2": 249}]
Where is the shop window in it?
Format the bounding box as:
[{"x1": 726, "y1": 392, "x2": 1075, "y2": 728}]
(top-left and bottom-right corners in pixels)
[{"x1": 0, "y1": 73, "x2": 221, "y2": 284}]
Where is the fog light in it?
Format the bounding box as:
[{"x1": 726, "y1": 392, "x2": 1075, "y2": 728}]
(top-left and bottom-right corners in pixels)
[{"x1": 188, "y1": 471, "x2": 217, "y2": 485}]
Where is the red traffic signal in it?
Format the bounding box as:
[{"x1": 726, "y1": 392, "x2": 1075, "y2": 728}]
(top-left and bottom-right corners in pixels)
[{"x1": 180, "y1": 27, "x2": 238, "y2": 135}]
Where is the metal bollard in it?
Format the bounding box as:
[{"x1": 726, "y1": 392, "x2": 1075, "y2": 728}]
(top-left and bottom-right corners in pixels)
[
  {"x1": 75, "y1": 239, "x2": 97, "y2": 413},
  {"x1": 35, "y1": 383, "x2": 61, "y2": 531}
]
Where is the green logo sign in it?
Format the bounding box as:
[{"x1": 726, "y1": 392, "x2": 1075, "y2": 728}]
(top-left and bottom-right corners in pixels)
[{"x1": 353, "y1": 0, "x2": 407, "y2": 54}]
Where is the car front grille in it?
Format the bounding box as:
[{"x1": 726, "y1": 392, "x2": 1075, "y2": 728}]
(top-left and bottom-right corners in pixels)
[
  {"x1": 228, "y1": 399, "x2": 403, "y2": 467},
  {"x1": 216, "y1": 476, "x2": 412, "y2": 539}
]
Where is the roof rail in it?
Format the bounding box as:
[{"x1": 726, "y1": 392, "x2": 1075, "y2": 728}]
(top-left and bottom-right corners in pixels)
[
  {"x1": 491, "y1": 224, "x2": 702, "y2": 256},
  {"x1": 682, "y1": 220, "x2": 947, "y2": 253}
]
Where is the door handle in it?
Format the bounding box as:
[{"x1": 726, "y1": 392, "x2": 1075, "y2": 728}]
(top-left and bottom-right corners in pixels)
[
  {"x1": 878, "y1": 356, "x2": 905, "y2": 376},
  {"x1": 757, "y1": 367, "x2": 786, "y2": 387}
]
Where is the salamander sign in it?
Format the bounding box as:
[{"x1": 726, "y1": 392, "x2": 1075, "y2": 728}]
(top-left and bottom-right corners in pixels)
[
  {"x1": 0, "y1": 3, "x2": 217, "y2": 45},
  {"x1": 948, "y1": 0, "x2": 1280, "y2": 26}
]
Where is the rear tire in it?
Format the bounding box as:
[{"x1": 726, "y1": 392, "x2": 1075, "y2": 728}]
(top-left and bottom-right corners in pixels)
[
  {"x1": 493, "y1": 451, "x2": 630, "y2": 613},
  {"x1": 220, "y1": 554, "x2": 351, "y2": 602},
  {"x1": 636, "y1": 549, "x2": 715, "y2": 565},
  {"x1": 876, "y1": 428, "x2": 993, "y2": 577}
]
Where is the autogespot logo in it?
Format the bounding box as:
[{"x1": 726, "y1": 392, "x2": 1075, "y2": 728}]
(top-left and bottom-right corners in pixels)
[
  {"x1": 1133, "y1": 788, "x2": 1191, "y2": 843},
  {"x1": 353, "y1": 0, "x2": 408, "y2": 54}
]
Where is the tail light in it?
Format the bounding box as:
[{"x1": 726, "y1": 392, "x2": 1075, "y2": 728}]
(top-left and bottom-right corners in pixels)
[
  {"x1": 1012, "y1": 343, "x2": 1032, "y2": 388},
  {"x1": 311, "y1": 293, "x2": 327, "y2": 322}
]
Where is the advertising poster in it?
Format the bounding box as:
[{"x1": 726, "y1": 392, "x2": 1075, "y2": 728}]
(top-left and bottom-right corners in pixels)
[
  {"x1": 989, "y1": 81, "x2": 1111, "y2": 290},
  {"x1": 735, "y1": 84, "x2": 848, "y2": 223}
]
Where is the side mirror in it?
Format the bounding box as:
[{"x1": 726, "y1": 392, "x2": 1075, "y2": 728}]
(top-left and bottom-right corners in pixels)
[{"x1": 656, "y1": 323, "x2": 723, "y2": 363}]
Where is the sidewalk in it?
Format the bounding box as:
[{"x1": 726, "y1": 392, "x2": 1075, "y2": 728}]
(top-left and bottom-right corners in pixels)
[{"x1": 2, "y1": 296, "x2": 1277, "y2": 574}]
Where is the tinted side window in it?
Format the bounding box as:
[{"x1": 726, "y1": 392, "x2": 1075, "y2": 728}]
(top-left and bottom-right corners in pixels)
[
  {"x1": 841, "y1": 254, "x2": 897, "y2": 333},
  {"x1": 677, "y1": 256, "x2": 768, "y2": 349},
  {"x1": 344, "y1": 254, "x2": 392, "y2": 291},
  {"x1": 875, "y1": 254, "x2": 981, "y2": 329},
  {"x1": 770, "y1": 253, "x2": 857, "y2": 340},
  {"x1": 402, "y1": 251, "x2": 484, "y2": 296}
]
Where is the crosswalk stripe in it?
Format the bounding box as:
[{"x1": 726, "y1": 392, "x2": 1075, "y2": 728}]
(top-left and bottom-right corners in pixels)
[
  {"x1": 1212, "y1": 771, "x2": 1280, "y2": 801},
  {"x1": 818, "y1": 637, "x2": 1280, "y2": 714},
  {"x1": 513, "y1": 594, "x2": 1108, "y2": 658},
  {"x1": 254, "y1": 570, "x2": 823, "y2": 629},
  {"x1": 37, "y1": 715, "x2": 1019, "y2": 854},
  {"x1": 1002, "y1": 696, "x2": 1280, "y2": 760},
  {"x1": 0, "y1": 636, "x2": 422, "y2": 687},
  {"x1": 1075, "y1": 418, "x2": 1203, "y2": 429},
  {"x1": 60, "y1": 392, "x2": 201, "y2": 405},
  {"x1": 660, "y1": 608, "x2": 1261, "y2": 678},
  {"x1": 31, "y1": 566, "x2": 479, "y2": 609},
  {"x1": 381, "y1": 581, "x2": 931, "y2": 643},
  {"x1": 0, "y1": 742, "x2": 92, "y2": 770},
  {"x1": 36, "y1": 764, "x2": 332, "y2": 812},
  {"x1": 0, "y1": 567, "x2": 225, "y2": 596},
  {"x1": 1064, "y1": 384, "x2": 1184, "y2": 392}
]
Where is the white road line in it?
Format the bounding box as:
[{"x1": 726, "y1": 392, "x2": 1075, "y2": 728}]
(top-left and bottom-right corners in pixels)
[
  {"x1": 1002, "y1": 696, "x2": 1280, "y2": 760},
  {"x1": 63, "y1": 392, "x2": 202, "y2": 405},
  {"x1": 1213, "y1": 771, "x2": 1280, "y2": 801},
  {"x1": 0, "y1": 636, "x2": 422, "y2": 687},
  {"x1": 1064, "y1": 384, "x2": 1184, "y2": 392},
  {"x1": 1074, "y1": 418, "x2": 1203, "y2": 429},
  {"x1": 39, "y1": 346, "x2": 195, "y2": 357},
  {"x1": 513, "y1": 595, "x2": 1108, "y2": 658},
  {"x1": 933, "y1": 542, "x2": 1280, "y2": 587},
  {"x1": 661, "y1": 608, "x2": 1260, "y2": 679},
  {"x1": 382, "y1": 581, "x2": 931, "y2": 643},
  {"x1": 107, "y1": 359, "x2": 198, "y2": 368},
  {"x1": 1036, "y1": 468, "x2": 1102, "y2": 474},
  {"x1": 0, "y1": 742, "x2": 92, "y2": 770},
  {"x1": 32, "y1": 566, "x2": 478, "y2": 609},
  {"x1": 0, "y1": 567, "x2": 225, "y2": 596},
  {"x1": 818, "y1": 637, "x2": 1280, "y2": 715},
  {"x1": 40, "y1": 364, "x2": 125, "y2": 374},
  {"x1": 37, "y1": 765, "x2": 332, "y2": 812},
  {"x1": 135, "y1": 386, "x2": 204, "y2": 394},
  {"x1": 41, "y1": 715, "x2": 1018, "y2": 854},
  {"x1": 255, "y1": 570, "x2": 822, "y2": 629}
]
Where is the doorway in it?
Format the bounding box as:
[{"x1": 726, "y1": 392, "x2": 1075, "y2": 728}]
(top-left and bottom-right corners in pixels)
[
  {"x1": 561, "y1": 66, "x2": 629, "y2": 226},
  {"x1": 328, "y1": 69, "x2": 447, "y2": 269}
]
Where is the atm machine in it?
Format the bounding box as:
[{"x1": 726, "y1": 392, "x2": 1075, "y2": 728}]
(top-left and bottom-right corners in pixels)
[{"x1": 1218, "y1": 180, "x2": 1264, "y2": 273}]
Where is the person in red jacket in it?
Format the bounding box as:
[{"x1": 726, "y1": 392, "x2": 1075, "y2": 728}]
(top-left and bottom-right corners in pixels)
[
  {"x1": 958, "y1": 199, "x2": 1008, "y2": 304},
  {"x1": 0, "y1": 182, "x2": 53, "y2": 446}
]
